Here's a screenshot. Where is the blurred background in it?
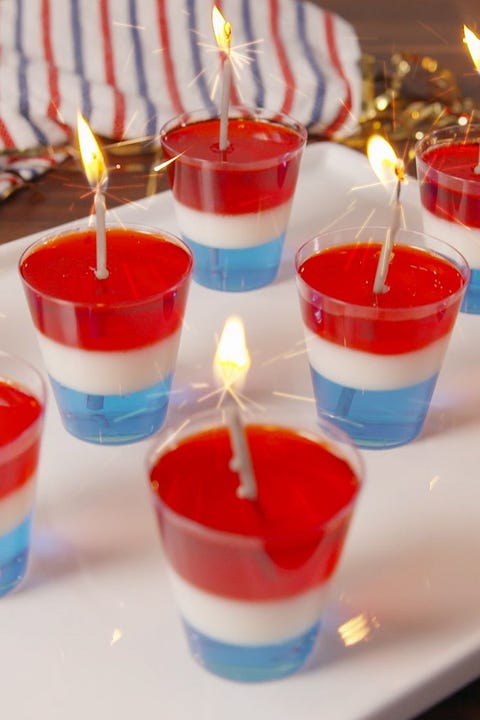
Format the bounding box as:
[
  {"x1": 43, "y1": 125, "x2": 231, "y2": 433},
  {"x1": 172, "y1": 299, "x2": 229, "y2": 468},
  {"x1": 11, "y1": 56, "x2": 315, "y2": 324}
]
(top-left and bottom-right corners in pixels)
[{"x1": 319, "y1": 0, "x2": 479, "y2": 97}]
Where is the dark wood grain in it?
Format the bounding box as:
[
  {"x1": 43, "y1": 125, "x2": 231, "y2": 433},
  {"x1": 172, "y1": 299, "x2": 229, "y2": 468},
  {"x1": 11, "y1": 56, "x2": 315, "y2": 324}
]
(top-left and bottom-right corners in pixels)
[{"x1": 0, "y1": 147, "x2": 165, "y2": 244}]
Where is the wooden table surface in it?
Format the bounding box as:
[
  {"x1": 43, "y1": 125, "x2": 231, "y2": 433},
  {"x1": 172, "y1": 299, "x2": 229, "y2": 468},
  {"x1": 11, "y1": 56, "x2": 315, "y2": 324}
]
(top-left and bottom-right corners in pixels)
[{"x1": 0, "y1": 1, "x2": 479, "y2": 717}]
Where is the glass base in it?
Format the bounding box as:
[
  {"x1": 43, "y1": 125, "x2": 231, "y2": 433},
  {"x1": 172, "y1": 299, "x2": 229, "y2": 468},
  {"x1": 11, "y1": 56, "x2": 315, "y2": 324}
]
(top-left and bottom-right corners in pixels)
[
  {"x1": 50, "y1": 375, "x2": 173, "y2": 445},
  {"x1": 186, "y1": 235, "x2": 284, "y2": 292},
  {"x1": 0, "y1": 516, "x2": 31, "y2": 596},
  {"x1": 183, "y1": 619, "x2": 320, "y2": 682},
  {"x1": 310, "y1": 368, "x2": 438, "y2": 449},
  {"x1": 461, "y1": 268, "x2": 480, "y2": 314}
]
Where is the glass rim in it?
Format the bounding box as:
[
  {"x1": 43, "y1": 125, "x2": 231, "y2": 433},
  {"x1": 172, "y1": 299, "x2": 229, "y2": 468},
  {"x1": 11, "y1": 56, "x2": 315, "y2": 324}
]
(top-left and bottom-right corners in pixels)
[
  {"x1": 18, "y1": 223, "x2": 194, "y2": 310},
  {"x1": 159, "y1": 104, "x2": 307, "y2": 171},
  {"x1": 414, "y1": 122, "x2": 480, "y2": 152},
  {"x1": 295, "y1": 225, "x2": 470, "y2": 318},
  {"x1": 415, "y1": 123, "x2": 480, "y2": 194},
  {"x1": 147, "y1": 404, "x2": 364, "y2": 547}
]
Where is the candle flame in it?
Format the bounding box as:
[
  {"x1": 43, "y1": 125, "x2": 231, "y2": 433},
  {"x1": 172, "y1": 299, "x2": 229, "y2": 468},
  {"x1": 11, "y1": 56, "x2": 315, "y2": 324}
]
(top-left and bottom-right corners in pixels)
[
  {"x1": 214, "y1": 316, "x2": 250, "y2": 391},
  {"x1": 77, "y1": 112, "x2": 108, "y2": 190},
  {"x1": 463, "y1": 25, "x2": 480, "y2": 72},
  {"x1": 212, "y1": 5, "x2": 231, "y2": 54},
  {"x1": 367, "y1": 134, "x2": 404, "y2": 187}
]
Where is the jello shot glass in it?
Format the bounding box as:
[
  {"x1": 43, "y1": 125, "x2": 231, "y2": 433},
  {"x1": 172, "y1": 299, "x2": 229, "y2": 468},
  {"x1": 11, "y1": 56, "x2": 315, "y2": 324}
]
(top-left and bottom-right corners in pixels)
[
  {"x1": 19, "y1": 225, "x2": 192, "y2": 445},
  {"x1": 416, "y1": 124, "x2": 480, "y2": 314},
  {"x1": 148, "y1": 403, "x2": 363, "y2": 682},
  {"x1": 0, "y1": 352, "x2": 45, "y2": 596},
  {"x1": 160, "y1": 106, "x2": 307, "y2": 292},
  {"x1": 295, "y1": 226, "x2": 469, "y2": 449}
]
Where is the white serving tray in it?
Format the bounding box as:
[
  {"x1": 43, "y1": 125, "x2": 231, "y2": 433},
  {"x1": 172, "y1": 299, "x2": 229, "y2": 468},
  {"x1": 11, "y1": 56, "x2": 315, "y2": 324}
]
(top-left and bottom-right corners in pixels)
[{"x1": 1, "y1": 142, "x2": 479, "y2": 720}]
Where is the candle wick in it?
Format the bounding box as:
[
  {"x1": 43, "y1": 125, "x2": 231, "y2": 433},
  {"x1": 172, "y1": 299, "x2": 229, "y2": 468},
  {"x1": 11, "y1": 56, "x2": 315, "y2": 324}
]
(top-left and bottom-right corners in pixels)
[
  {"x1": 373, "y1": 176, "x2": 403, "y2": 294},
  {"x1": 226, "y1": 405, "x2": 257, "y2": 501}
]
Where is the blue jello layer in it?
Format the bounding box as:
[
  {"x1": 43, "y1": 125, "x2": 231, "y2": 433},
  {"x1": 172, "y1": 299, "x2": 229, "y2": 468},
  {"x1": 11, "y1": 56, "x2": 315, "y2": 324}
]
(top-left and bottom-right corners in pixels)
[
  {"x1": 310, "y1": 367, "x2": 439, "y2": 449},
  {"x1": 50, "y1": 374, "x2": 174, "y2": 445},
  {"x1": 183, "y1": 619, "x2": 320, "y2": 682},
  {"x1": 185, "y1": 235, "x2": 284, "y2": 291},
  {"x1": 461, "y1": 267, "x2": 480, "y2": 314},
  {"x1": 0, "y1": 515, "x2": 31, "y2": 596}
]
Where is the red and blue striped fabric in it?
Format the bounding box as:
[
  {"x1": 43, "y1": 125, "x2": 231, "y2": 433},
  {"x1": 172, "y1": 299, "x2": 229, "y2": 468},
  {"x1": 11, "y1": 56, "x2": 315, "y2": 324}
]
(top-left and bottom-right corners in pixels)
[{"x1": 0, "y1": 0, "x2": 362, "y2": 150}]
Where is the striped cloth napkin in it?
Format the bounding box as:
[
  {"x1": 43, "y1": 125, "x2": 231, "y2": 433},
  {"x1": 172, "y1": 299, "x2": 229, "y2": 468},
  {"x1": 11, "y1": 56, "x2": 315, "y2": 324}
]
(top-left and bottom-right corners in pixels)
[
  {"x1": 0, "y1": 0, "x2": 362, "y2": 151},
  {"x1": 0, "y1": 150, "x2": 67, "y2": 200}
]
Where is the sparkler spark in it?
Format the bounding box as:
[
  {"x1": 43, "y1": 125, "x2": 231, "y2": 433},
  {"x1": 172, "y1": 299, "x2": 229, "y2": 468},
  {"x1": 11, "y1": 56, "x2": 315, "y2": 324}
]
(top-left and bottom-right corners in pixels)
[
  {"x1": 153, "y1": 153, "x2": 184, "y2": 172},
  {"x1": 260, "y1": 339, "x2": 307, "y2": 367},
  {"x1": 272, "y1": 391, "x2": 315, "y2": 404},
  {"x1": 196, "y1": 33, "x2": 262, "y2": 102},
  {"x1": 151, "y1": 419, "x2": 192, "y2": 464},
  {"x1": 112, "y1": 22, "x2": 144, "y2": 30},
  {"x1": 311, "y1": 200, "x2": 359, "y2": 235}
]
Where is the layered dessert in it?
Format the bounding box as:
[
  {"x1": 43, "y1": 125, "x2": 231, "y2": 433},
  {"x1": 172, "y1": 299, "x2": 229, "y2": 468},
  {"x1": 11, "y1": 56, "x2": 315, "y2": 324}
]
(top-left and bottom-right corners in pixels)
[
  {"x1": 0, "y1": 375, "x2": 44, "y2": 595},
  {"x1": 296, "y1": 238, "x2": 468, "y2": 448},
  {"x1": 416, "y1": 127, "x2": 480, "y2": 314},
  {"x1": 19, "y1": 227, "x2": 192, "y2": 444},
  {"x1": 161, "y1": 108, "x2": 306, "y2": 292},
  {"x1": 150, "y1": 421, "x2": 361, "y2": 682}
]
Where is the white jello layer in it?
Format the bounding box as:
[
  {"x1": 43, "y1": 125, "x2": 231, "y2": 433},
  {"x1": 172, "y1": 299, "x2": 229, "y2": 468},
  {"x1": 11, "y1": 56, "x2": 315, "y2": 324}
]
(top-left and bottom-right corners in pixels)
[
  {"x1": 0, "y1": 476, "x2": 36, "y2": 535},
  {"x1": 420, "y1": 208, "x2": 480, "y2": 269},
  {"x1": 304, "y1": 328, "x2": 449, "y2": 391},
  {"x1": 168, "y1": 566, "x2": 329, "y2": 645},
  {"x1": 36, "y1": 330, "x2": 181, "y2": 395},
  {"x1": 173, "y1": 200, "x2": 293, "y2": 248}
]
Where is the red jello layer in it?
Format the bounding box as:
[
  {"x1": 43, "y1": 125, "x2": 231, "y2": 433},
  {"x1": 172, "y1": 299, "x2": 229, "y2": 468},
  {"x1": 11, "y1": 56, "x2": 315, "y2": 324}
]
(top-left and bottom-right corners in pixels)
[
  {"x1": 20, "y1": 228, "x2": 192, "y2": 351},
  {"x1": 0, "y1": 381, "x2": 43, "y2": 500},
  {"x1": 419, "y1": 143, "x2": 480, "y2": 227},
  {"x1": 150, "y1": 425, "x2": 360, "y2": 600},
  {"x1": 297, "y1": 243, "x2": 465, "y2": 354},
  {"x1": 161, "y1": 118, "x2": 304, "y2": 214}
]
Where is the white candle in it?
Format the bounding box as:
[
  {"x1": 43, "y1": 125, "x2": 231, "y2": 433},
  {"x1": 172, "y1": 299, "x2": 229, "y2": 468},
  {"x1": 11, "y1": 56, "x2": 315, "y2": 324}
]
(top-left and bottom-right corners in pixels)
[
  {"x1": 94, "y1": 189, "x2": 108, "y2": 279},
  {"x1": 219, "y1": 52, "x2": 232, "y2": 152},
  {"x1": 373, "y1": 178, "x2": 402, "y2": 294},
  {"x1": 226, "y1": 405, "x2": 257, "y2": 500}
]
